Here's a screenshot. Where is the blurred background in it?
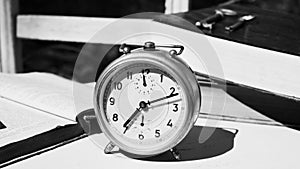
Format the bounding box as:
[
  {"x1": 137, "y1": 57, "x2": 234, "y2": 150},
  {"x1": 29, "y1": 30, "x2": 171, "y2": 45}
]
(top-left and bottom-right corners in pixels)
[{"x1": 7, "y1": 0, "x2": 300, "y2": 82}]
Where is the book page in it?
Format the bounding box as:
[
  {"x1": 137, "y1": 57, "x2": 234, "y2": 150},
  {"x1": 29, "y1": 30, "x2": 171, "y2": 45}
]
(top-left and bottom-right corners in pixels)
[
  {"x1": 0, "y1": 98, "x2": 71, "y2": 147},
  {"x1": 0, "y1": 72, "x2": 94, "y2": 121},
  {"x1": 0, "y1": 72, "x2": 95, "y2": 147}
]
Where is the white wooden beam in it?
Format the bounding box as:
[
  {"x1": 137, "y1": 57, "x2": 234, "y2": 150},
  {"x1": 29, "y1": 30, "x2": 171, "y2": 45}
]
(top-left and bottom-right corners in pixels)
[
  {"x1": 17, "y1": 15, "x2": 152, "y2": 43},
  {"x1": 16, "y1": 15, "x2": 300, "y2": 99}
]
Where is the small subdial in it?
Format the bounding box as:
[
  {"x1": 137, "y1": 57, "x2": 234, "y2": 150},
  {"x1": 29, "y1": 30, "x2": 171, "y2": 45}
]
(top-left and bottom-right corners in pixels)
[{"x1": 134, "y1": 74, "x2": 156, "y2": 95}]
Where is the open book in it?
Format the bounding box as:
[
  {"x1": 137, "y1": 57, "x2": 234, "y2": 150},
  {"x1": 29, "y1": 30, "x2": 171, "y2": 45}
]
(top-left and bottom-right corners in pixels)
[{"x1": 0, "y1": 72, "x2": 94, "y2": 147}]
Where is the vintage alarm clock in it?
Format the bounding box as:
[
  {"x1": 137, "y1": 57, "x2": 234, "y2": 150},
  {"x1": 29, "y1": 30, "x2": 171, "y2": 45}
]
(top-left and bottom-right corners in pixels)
[{"x1": 94, "y1": 42, "x2": 201, "y2": 159}]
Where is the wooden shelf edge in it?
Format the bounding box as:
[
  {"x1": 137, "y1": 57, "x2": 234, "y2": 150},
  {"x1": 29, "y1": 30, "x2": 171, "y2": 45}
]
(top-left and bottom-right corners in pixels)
[{"x1": 17, "y1": 15, "x2": 152, "y2": 43}]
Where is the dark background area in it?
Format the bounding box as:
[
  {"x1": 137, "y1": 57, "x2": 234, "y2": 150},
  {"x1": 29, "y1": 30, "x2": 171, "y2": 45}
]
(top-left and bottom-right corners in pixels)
[
  {"x1": 19, "y1": 0, "x2": 166, "y2": 17},
  {"x1": 19, "y1": 0, "x2": 225, "y2": 81},
  {"x1": 19, "y1": 0, "x2": 300, "y2": 81}
]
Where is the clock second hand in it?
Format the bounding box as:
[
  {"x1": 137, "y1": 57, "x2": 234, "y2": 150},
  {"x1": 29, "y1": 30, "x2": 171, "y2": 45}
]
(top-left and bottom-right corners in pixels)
[{"x1": 142, "y1": 74, "x2": 147, "y2": 87}]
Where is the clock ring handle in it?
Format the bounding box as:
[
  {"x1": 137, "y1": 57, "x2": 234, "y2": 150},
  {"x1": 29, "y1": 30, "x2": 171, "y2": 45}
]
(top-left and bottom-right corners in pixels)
[{"x1": 119, "y1": 42, "x2": 184, "y2": 56}]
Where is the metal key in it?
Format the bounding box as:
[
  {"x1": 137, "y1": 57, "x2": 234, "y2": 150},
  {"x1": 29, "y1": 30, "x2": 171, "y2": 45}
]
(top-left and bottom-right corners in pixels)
[
  {"x1": 195, "y1": 8, "x2": 237, "y2": 30},
  {"x1": 225, "y1": 15, "x2": 255, "y2": 31}
]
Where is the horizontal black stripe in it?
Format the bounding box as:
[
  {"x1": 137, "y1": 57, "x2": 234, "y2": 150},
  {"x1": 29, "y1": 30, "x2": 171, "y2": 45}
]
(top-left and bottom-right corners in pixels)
[{"x1": 0, "y1": 123, "x2": 85, "y2": 167}]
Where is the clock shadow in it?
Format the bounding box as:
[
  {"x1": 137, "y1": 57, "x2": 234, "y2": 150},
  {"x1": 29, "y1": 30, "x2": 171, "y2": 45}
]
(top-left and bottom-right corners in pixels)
[
  {"x1": 76, "y1": 109, "x2": 238, "y2": 162},
  {"x1": 121, "y1": 126, "x2": 238, "y2": 162}
]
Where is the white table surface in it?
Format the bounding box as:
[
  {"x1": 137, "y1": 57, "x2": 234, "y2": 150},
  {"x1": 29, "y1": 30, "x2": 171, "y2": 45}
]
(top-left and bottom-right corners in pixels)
[
  {"x1": 2, "y1": 74, "x2": 299, "y2": 169},
  {"x1": 6, "y1": 116, "x2": 300, "y2": 169}
]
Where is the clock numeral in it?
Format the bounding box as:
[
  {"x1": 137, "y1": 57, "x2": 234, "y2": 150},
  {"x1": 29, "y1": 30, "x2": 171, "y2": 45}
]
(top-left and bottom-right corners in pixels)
[
  {"x1": 138, "y1": 134, "x2": 144, "y2": 140},
  {"x1": 112, "y1": 113, "x2": 118, "y2": 122},
  {"x1": 109, "y1": 97, "x2": 115, "y2": 105},
  {"x1": 127, "y1": 72, "x2": 132, "y2": 80},
  {"x1": 173, "y1": 103, "x2": 178, "y2": 112},
  {"x1": 141, "y1": 69, "x2": 150, "y2": 74},
  {"x1": 160, "y1": 74, "x2": 163, "y2": 83},
  {"x1": 113, "y1": 82, "x2": 122, "y2": 90},
  {"x1": 155, "y1": 129, "x2": 160, "y2": 138},
  {"x1": 167, "y1": 119, "x2": 173, "y2": 127},
  {"x1": 169, "y1": 87, "x2": 176, "y2": 96}
]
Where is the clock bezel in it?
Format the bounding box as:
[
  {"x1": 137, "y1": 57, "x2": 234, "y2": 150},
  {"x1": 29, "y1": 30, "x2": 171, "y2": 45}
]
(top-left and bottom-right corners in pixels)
[{"x1": 94, "y1": 48, "x2": 201, "y2": 156}]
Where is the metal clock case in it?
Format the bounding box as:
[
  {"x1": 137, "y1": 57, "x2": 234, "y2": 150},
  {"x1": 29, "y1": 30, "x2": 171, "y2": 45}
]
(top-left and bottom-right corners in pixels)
[{"x1": 94, "y1": 42, "x2": 201, "y2": 158}]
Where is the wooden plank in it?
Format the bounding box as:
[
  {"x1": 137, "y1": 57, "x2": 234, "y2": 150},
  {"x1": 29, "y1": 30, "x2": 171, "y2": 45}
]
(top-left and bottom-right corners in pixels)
[
  {"x1": 17, "y1": 15, "x2": 152, "y2": 43},
  {"x1": 16, "y1": 15, "x2": 300, "y2": 99},
  {"x1": 0, "y1": 0, "x2": 19, "y2": 73}
]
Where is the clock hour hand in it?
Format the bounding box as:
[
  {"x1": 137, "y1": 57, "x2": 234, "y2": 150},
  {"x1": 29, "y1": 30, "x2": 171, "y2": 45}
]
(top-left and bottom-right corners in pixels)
[
  {"x1": 123, "y1": 108, "x2": 141, "y2": 128},
  {"x1": 123, "y1": 101, "x2": 148, "y2": 133}
]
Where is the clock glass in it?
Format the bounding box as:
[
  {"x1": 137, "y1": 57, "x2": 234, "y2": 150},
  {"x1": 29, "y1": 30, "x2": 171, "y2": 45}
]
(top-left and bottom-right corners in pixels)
[{"x1": 97, "y1": 62, "x2": 190, "y2": 155}]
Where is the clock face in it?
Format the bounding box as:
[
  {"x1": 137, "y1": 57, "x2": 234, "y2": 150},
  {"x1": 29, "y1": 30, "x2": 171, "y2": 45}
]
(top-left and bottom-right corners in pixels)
[{"x1": 99, "y1": 62, "x2": 190, "y2": 155}]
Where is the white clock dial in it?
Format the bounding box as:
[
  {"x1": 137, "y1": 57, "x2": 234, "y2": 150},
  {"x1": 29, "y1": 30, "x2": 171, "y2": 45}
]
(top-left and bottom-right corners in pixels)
[{"x1": 102, "y1": 63, "x2": 187, "y2": 151}]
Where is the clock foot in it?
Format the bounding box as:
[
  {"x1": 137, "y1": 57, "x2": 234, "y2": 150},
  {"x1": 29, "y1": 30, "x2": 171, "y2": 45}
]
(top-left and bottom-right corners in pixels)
[
  {"x1": 104, "y1": 141, "x2": 116, "y2": 154},
  {"x1": 170, "y1": 148, "x2": 181, "y2": 160},
  {"x1": 83, "y1": 115, "x2": 97, "y2": 135}
]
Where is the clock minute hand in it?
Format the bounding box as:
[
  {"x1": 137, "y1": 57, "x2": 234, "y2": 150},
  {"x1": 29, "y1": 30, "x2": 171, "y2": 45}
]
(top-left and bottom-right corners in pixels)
[
  {"x1": 147, "y1": 93, "x2": 179, "y2": 105},
  {"x1": 149, "y1": 98, "x2": 182, "y2": 110}
]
